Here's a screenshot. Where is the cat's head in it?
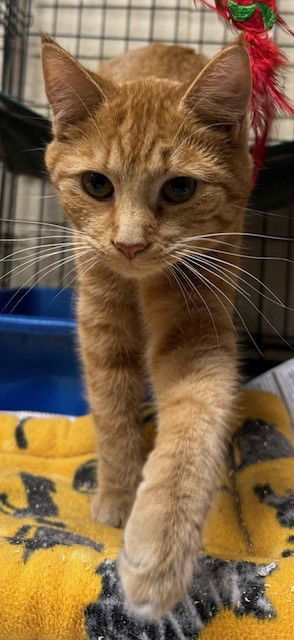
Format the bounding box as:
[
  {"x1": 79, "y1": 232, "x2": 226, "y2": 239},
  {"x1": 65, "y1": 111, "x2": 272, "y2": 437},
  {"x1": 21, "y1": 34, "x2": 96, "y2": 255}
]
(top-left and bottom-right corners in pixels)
[{"x1": 42, "y1": 37, "x2": 252, "y2": 280}]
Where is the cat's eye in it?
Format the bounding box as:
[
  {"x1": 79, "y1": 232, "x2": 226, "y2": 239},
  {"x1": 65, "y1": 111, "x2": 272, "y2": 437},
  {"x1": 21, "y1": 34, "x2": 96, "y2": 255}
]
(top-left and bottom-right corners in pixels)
[
  {"x1": 160, "y1": 176, "x2": 197, "y2": 204},
  {"x1": 82, "y1": 172, "x2": 114, "y2": 200}
]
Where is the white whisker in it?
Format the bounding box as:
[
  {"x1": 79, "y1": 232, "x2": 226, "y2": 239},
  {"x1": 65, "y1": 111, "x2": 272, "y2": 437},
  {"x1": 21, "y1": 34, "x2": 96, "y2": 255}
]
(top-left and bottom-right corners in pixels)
[
  {"x1": 65, "y1": 255, "x2": 97, "y2": 289},
  {"x1": 176, "y1": 248, "x2": 291, "y2": 308},
  {"x1": 163, "y1": 258, "x2": 191, "y2": 317},
  {"x1": 3, "y1": 248, "x2": 89, "y2": 314},
  {"x1": 0, "y1": 234, "x2": 79, "y2": 244},
  {"x1": 49, "y1": 254, "x2": 97, "y2": 305},
  {"x1": 187, "y1": 253, "x2": 287, "y2": 311},
  {"x1": 179, "y1": 231, "x2": 293, "y2": 243},
  {"x1": 0, "y1": 244, "x2": 89, "y2": 285},
  {"x1": 236, "y1": 203, "x2": 293, "y2": 220},
  {"x1": 30, "y1": 194, "x2": 58, "y2": 200},
  {"x1": 176, "y1": 256, "x2": 263, "y2": 355},
  {"x1": 175, "y1": 257, "x2": 237, "y2": 344},
  {"x1": 0, "y1": 217, "x2": 84, "y2": 236},
  {"x1": 1, "y1": 241, "x2": 89, "y2": 263},
  {"x1": 177, "y1": 242, "x2": 293, "y2": 263},
  {"x1": 176, "y1": 253, "x2": 292, "y2": 351},
  {"x1": 172, "y1": 260, "x2": 220, "y2": 347}
]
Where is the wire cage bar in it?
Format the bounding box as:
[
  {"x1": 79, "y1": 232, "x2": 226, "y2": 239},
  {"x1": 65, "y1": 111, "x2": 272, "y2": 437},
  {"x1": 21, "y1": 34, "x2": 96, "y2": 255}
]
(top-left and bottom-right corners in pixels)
[{"x1": 0, "y1": 0, "x2": 293, "y2": 367}]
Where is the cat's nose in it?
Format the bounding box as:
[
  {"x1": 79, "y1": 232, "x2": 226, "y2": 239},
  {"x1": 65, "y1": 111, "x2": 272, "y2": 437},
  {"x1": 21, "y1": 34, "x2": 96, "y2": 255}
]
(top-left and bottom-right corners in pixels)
[{"x1": 114, "y1": 242, "x2": 146, "y2": 260}]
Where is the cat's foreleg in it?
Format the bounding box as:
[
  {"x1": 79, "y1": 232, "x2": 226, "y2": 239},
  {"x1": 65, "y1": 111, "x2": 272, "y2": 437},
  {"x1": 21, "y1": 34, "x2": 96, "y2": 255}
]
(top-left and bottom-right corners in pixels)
[
  {"x1": 78, "y1": 277, "x2": 145, "y2": 528},
  {"x1": 119, "y1": 341, "x2": 237, "y2": 618}
]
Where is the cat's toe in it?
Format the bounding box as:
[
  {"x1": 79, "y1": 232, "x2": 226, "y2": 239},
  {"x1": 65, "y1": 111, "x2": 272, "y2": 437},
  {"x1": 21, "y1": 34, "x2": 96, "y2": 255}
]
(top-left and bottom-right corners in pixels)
[
  {"x1": 118, "y1": 547, "x2": 194, "y2": 620},
  {"x1": 91, "y1": 489, "x2": 134, "y2": 528}
]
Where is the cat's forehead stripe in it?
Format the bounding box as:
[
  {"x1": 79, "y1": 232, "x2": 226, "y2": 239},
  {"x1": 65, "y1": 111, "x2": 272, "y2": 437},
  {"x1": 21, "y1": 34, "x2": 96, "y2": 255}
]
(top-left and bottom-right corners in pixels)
[{"x1": 96, "y1": 83, "x2": 179, "y2": 173}]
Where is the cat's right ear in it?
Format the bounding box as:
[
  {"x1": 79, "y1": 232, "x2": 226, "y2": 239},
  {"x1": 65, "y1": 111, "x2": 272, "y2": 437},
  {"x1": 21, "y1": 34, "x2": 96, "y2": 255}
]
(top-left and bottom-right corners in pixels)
[{"x1": 41, "y1": 35, "x2": 115, "y2": 133}]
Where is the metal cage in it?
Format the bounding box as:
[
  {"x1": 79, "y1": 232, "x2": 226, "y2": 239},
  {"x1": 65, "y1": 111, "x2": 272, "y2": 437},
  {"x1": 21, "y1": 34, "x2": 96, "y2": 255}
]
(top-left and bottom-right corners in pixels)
[{"x1": 0, "y1": 0, "x2": 293, "y2": 369}]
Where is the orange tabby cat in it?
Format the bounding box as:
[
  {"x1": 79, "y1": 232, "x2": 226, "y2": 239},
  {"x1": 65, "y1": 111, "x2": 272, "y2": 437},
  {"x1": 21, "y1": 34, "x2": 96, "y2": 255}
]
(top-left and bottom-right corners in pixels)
[{"x1": 42, "y1": 36, "x2": 252, "y2": 619}]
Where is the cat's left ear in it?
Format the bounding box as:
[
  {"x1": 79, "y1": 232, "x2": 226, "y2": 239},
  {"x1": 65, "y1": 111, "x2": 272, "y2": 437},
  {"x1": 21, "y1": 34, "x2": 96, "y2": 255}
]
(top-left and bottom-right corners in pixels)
[
  {"x1": 41, "y1": 35, "x2": 116, "y2": 134},
  {"x1": 181, "y1": 36, "x2": 251, "y2": 131}
]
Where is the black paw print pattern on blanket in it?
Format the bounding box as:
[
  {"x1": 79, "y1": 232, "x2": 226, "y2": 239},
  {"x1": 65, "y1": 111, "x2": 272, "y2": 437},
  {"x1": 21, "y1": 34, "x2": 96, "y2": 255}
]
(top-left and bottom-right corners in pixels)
[{"x1": 0, "y1": 389, "x2": 292, "y2": 639}]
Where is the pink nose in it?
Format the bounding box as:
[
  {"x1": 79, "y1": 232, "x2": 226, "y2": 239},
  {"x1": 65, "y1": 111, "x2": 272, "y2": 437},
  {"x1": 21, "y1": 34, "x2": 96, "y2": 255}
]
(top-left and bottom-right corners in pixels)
[{"x1": 114, "y1": 242, "x2": 146, "y2": 260}]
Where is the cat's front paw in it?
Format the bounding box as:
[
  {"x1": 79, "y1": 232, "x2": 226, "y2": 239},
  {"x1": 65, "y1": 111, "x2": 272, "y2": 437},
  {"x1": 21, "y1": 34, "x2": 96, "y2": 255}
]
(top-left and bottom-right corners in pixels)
[
  {"x1": 118, "y1": 484, "x2": 201, "y2": 619},
  {"x1": 119, "y1": 548, "x2": 190, "y2": 620},
  {"x1": 92, "y1": 488, "x2": 135, "y2": 528}
]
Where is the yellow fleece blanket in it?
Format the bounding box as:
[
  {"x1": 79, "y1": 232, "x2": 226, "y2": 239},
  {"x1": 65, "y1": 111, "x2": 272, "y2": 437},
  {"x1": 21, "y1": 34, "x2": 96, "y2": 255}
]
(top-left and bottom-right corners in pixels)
[{"x1": 0, "y1": 389, "x2": 293, "y2": 640}]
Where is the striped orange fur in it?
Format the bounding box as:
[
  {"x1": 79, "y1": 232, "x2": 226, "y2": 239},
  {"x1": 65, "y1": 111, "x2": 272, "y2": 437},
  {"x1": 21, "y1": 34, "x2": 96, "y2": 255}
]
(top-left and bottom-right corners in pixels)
[{"x1": 42, "y1": 36, "x2": 253, "y2": 619}]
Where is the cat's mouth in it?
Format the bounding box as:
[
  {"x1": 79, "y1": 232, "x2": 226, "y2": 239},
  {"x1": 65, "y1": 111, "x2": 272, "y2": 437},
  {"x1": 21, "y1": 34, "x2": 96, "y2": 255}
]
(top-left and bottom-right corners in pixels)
[
  {"x1": 82, "y1": 236, "x2": 172, "y2": 279},
  {"x1": 106, "y1": 242, "x2": 168, "y2": 279}
]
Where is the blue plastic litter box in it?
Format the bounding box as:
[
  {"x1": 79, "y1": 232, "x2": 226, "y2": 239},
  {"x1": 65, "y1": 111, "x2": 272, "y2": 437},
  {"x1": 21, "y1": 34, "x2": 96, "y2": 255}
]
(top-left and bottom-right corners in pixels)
[{"x1": 0, "y1": 287, "x2": 88, "y2": 415}]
